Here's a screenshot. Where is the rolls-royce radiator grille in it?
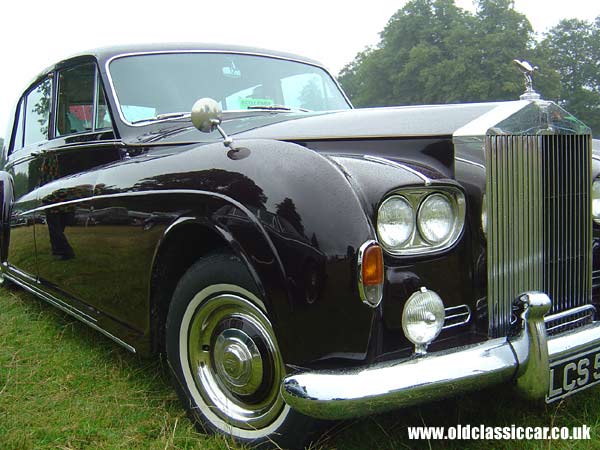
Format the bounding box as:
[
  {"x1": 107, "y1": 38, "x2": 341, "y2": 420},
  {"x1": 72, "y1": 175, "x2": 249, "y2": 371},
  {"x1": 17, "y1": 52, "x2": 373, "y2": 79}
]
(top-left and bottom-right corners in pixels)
[{"x1": 486, "y1": 134, "x2": 592, "y2": 337}]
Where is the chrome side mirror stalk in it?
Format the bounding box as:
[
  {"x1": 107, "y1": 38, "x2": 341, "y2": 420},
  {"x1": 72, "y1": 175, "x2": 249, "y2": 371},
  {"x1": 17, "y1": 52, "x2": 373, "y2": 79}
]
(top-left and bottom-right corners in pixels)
[
  {"x1": 191, "y1": 98, "x2": 234, "y2": 148},
  {"x1": 213, "y1": 122, "x2": 234, "y2": 148}
]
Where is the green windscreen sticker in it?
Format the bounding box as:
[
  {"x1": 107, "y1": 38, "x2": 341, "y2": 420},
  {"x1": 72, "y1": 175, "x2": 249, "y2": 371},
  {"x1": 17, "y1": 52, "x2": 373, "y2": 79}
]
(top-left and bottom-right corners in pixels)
[{"x1": 239, "y1": 98, "x2": 274, "y2": 108}]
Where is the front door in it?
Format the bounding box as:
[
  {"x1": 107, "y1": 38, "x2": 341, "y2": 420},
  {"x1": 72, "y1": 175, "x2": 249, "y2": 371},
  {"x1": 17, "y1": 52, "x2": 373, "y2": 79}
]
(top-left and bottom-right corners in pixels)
[{"x1": 33, "y1": 61, "x2": 122, "y2": 301}]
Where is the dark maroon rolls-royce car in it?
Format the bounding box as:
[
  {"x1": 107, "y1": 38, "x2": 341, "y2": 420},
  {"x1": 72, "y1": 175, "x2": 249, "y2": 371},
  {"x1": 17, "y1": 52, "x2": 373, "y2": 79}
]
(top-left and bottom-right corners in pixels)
[{"x1": 1, "y1": 44, "x2": 599, "y2": 448}]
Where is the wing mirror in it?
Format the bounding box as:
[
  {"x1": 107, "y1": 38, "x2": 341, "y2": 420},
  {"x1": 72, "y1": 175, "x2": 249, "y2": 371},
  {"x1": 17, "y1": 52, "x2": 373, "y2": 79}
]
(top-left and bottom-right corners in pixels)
[{"x1": 191, "y1": 98, "x2": 233, "y2": 147}]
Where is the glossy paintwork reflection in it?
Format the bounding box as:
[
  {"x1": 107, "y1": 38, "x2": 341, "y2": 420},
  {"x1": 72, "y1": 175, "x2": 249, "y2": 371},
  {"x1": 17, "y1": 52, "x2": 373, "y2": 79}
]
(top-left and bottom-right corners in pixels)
[
  {"x1": 2, "y1": 128, "x2": 483, "y2": 366},
  {"x1": 214, "y1": 203, "x2": 327, "y2": 306},
  {"x1": 87, "y1": 140, "x2": 380, "y2": 363},
  {"x1": 0, "y1": 45, "x2": 509, "y2": 368},
  {"x1": 7, "y1": 151, "x2": 40, "y2": 278},
  {"x1": 45, "y1": 210, "x2": 76, "y2": 259},
  {"x1": 7, "y1": 207, "x2": 37, "y2": 278},
  {"x1": 50, "y1": 195, "x2": 172, "y2": 333}
]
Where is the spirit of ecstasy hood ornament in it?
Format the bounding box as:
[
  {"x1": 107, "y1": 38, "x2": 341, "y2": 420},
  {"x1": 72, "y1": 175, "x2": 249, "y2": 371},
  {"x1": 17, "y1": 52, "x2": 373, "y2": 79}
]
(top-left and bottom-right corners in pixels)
[{"x1": 513, "y1": 59, "x2": 541, "y2": 100}]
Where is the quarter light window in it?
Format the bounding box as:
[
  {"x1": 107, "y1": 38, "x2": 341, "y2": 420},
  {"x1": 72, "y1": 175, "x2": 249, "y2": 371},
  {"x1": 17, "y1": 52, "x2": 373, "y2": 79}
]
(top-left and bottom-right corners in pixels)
[
  {"x1": 24, "y1": 78, "x2": 51, "y2": 146},
  {"x1": 11, "y1": 99, "x2": 25, "y2": 153},
  {"x1": 95, "y1": 76, "x2": 112, "y2": 130}
]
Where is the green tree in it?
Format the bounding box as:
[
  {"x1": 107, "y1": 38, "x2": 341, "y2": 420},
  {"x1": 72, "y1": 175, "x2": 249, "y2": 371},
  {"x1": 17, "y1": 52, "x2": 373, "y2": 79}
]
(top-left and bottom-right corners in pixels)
[
  {"x1": 537, "y1": 18, "x2": 600, "y2": 136},
  {"x1": 298, "y1": 79, "x2": 325, "y2": 111},
  {"x1": 339, "y1": 0, "x2": 561, "y2": 107}
]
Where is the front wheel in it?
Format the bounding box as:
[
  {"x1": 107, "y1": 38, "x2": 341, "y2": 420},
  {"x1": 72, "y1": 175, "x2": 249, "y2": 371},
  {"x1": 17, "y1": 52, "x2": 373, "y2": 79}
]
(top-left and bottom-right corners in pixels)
[{"x1": 165, "y1": 253, "x2": 318, "y2": 448}]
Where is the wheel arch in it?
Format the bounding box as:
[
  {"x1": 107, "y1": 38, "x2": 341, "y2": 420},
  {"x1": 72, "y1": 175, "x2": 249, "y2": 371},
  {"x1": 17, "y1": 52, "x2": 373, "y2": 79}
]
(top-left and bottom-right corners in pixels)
[{"x1": 148, "y1": 216, "x2": 274, "y2": 354}]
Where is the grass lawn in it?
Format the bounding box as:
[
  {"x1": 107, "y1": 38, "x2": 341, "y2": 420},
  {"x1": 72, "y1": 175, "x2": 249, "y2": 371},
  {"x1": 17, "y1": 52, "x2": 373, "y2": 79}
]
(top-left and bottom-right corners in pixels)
[{"x1": 1, "y1": 285, "x2": 600, "y2": 449}]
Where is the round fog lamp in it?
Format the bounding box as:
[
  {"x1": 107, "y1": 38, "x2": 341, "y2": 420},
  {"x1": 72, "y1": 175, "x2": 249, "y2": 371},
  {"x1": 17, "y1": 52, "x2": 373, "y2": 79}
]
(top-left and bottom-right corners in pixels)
[{"x1": 402, "y1": 287, "x2": 445, "y2": 354}]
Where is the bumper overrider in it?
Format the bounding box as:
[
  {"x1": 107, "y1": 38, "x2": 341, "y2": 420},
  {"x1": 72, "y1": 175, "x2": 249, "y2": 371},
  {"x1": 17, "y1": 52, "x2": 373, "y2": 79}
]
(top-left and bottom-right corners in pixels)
[{"x1": 280, "y1": 292, "x2": 600, "y2": 420}]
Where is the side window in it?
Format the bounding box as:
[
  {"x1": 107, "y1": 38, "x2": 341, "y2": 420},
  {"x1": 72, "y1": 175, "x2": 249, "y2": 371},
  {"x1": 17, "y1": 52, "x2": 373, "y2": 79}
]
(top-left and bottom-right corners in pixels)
[
  {"x1": 11, "y1": 99, "x2": 25, "y2": 153},
  {"x1": 24, "y1": 78, "x2": 52, "y2": 146},
  {"x1": 56, "y1": 64, "x2": 95, "y2": 136}
]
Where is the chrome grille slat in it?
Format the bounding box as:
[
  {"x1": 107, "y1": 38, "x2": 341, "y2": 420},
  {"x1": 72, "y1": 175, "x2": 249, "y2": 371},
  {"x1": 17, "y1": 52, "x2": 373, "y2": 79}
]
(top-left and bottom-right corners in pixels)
[
  {"x1": 486, "y1": 134, "x2": 591, "y2": 337},
  {"x1": 545, "y1": 304, "x2": 595, "y2": 335},
  {"x1": 546, "y1": 315, "x2": 592, "y2": 334},
  {"x1": 442, "y1": 305, "x2": 472, "y2": 330}
]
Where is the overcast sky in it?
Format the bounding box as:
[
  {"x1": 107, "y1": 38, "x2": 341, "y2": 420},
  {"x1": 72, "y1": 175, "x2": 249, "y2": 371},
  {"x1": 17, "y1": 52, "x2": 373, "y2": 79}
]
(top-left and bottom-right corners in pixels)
[{"x1": 1, "y1": 0, "x2": 599, "y2": 140}]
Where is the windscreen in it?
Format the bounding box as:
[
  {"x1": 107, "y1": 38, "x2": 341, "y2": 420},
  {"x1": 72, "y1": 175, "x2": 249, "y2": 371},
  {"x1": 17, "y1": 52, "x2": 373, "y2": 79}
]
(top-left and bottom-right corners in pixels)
[{"x1": 109, "y1": 52, "x2": 351, "y2": 123}]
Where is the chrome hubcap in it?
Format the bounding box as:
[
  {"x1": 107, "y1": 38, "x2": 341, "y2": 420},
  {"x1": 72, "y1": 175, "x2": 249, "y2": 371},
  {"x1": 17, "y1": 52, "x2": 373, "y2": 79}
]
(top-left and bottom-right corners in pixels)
[
  {"x1": 185, "y1": 293, "x2": 286, "y2": 431},
  {"x1": 214, "y1": 329, "x2": 263, "y2": 396}
]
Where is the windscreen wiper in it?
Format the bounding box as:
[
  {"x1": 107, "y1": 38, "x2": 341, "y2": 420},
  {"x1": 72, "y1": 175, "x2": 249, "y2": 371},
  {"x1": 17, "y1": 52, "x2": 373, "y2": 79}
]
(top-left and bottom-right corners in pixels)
[
  {"x1": 131, "y1": 112, "x2": 190, "y2": 124},
  {"x1": 246, "y1": 105, "x2": 312, "y2": 112}
]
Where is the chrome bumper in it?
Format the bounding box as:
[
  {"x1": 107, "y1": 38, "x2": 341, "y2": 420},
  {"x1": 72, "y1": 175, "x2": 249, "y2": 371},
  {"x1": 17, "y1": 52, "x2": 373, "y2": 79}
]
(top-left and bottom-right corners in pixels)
[{"x1": 281, "y1": 292, "x2": 600, "y2": 420}]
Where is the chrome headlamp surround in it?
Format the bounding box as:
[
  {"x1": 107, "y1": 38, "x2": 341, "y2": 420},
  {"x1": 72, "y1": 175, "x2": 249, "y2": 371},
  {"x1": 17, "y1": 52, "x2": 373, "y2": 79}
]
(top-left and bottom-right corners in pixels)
[{"x1": 376, "y1": 187, "x2": 466, "y2": 256}]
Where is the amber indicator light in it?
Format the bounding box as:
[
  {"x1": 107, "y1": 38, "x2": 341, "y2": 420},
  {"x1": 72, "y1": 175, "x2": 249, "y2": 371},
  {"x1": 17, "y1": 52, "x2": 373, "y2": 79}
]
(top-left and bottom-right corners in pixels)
[{"x1": 362, "y1": 244, "x2": 384, "y2": 285}]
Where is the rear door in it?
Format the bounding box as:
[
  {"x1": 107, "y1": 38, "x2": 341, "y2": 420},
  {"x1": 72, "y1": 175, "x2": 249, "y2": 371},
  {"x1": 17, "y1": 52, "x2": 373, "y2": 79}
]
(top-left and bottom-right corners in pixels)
[{"x1": 5, "y1": 77, "x2": 53, "y2": 280}]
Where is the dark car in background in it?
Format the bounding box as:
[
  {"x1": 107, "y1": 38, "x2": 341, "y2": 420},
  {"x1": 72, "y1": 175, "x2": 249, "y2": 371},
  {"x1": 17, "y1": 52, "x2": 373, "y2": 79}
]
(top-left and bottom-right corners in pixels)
[{"x1": 1, "y1": 44, "x2": 599, "y2": 448}]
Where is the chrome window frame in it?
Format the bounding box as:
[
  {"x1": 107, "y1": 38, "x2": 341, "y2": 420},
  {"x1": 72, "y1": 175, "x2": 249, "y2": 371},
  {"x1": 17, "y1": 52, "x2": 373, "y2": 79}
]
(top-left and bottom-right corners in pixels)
[
  {"x1": 9, "y1": 97, "x2": 26, "y2": 155},
  {"x1": 94, "y1": 68, "x2": 114, "y2": 133}
]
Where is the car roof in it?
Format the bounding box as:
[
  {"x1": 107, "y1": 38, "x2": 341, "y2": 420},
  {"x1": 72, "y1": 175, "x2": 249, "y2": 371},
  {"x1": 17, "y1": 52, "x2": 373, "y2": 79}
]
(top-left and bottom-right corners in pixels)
[{"x1": 29, "y1": 43, "x2": 327, "y2": 86}]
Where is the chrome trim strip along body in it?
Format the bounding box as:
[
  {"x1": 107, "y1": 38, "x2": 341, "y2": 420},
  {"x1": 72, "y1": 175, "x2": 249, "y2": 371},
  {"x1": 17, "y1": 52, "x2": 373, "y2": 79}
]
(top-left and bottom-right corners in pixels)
[
  {"x1": 281, "y1": 292, "x2": 600, "y2": 420},
  {"x1": 3, "y1": 270, "x2": 136, "y2": 353},
  {"x1": 6, "y1": 138, "x2": 122, "y2": 171},
  {"x1": 6, "y1": 264, "x2": 37, "y2": 283},
  {"x1": 5, "y1": 153, "x2": 36, "y2": 170},
  {"x1": 364, "y1": 155, "x2": 431, "y2": 185},
  {"x1": 104, "y1": 50, "x2": 352, "y2": 127},
  {"x1": 20, "y1": 188, "x2": 289, "y2": 306},
  {"x1": 442, "y1": 304, "x2": 471, "y2": 330},
  {"x1": 455, "y1": 156, "x2": 485, "y2": 169},
  {"x1": 356, "y1": 240, "x2": 382, "y2": 308},
  {"x1": 53, "y1": 140, "x2": 123, "y2": 151}
]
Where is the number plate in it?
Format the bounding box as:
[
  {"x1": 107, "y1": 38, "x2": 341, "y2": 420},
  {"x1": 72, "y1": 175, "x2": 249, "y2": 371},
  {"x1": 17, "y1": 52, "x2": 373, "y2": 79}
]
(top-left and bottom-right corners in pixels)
[{"x1": 547, "y1": 346, "x2": 600, "y2": 402}]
